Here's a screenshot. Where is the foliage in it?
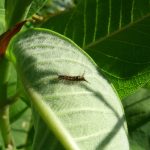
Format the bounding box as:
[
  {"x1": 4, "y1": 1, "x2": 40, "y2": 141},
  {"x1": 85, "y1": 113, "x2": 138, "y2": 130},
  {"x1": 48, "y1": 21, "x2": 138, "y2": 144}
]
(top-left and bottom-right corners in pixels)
[
  {"x1": 123, "y1": 88, "x2": 150, "y2": 150},
  {"x1": 0, "y1": 0, "x2": 149, "y2": 150}
]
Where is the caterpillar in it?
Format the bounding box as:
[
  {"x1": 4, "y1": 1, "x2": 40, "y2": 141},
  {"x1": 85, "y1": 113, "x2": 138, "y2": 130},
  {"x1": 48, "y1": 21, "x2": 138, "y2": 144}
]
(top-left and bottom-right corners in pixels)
[{"x1": 58, "y1": 73, "x2": 87, "y2": 82}]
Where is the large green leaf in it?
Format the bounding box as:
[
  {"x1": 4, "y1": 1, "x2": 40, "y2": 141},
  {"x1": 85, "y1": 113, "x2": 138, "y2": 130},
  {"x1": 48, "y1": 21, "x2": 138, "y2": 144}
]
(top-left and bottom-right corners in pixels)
[
  {"x1": 41, "y1": 0, "x2": 150, "y2": 98},
  {"x1": 8, "y1": 28, "x2": 129, "y2": 150}
]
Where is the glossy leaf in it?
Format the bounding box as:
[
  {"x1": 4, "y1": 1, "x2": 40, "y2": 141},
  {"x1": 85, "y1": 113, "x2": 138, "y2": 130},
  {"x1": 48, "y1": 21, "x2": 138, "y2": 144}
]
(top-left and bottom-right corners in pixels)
[
  {"x1": 41, "y1": 0, "x2": 150, "y2": 98},
  {"x1": 9, "y1": 29, "x2": 129, "y2": 150}
]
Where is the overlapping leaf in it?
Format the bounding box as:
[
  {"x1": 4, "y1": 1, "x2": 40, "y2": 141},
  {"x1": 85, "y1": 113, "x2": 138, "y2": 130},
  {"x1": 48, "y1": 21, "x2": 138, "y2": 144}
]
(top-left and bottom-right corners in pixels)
[
  {"x1": 5, "y1": 0, "x2": 48, "y2": 28},
  {"x1": 41, "y1": 0, "x2": 150, "y2": 98}
]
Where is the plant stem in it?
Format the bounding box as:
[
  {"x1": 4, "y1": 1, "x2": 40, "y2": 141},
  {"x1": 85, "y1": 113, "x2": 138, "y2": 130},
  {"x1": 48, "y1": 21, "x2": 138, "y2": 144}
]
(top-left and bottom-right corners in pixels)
[
  {"x1": 0, "y1": 57, "x2": 15, "y2": 150},
  {"x1": 0, "y1": 106, "x2": 14, "y2": 150},
  {"x1": 27, "y1": 88, "x2": 80, "y2": 150}
]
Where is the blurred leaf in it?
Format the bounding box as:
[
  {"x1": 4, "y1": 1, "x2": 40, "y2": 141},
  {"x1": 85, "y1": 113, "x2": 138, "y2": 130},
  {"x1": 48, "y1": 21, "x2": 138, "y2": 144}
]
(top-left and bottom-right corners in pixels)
[
  {"x1": 123, "y1": 88, "x2": 150, "y2": 131},
  {"x1": 10, "y1": 100, "x2": 29, "y2": 123},
  {"x1": 0, "y1": 0, "x2": 5, "y2": 34},
  {"x1": 129, "y1": 126, "x2": 150, "y2": 150},
  {"x1": 21, "y1": 125, "x2": 34, "y2": 150},
  {"x1": 5, "y1": 0, "x2": 32, "y2": 28},
  {"x1": 27, "y1": 0, "x2": 49, "y2": 17},
  {"x1": 9, "y1": 28, "x2": 129, "y2": 150},
  {"x1": 123, "y1": 88, "x2": 150, "y2": 150},
  {"x1": 11, "y1": 107, "x2": 32, "y2": 149},
  {"x1": 0, "y1": 134, "x2": 4, "y2": 150},
  {"x1": 6, "y1": 64, "x2": 28, "y2": 123},
  {"x1": 0, "y1": 92, "x2": 30, "y2": 150},
  {"x1": 7, "y1": 63, "x2": 17, "y2": 97},
  {"x1": 37, "y1": 0, "x2": 74, "y2": 16},
  {"x1": 41, "y1": 0, "x2": 150, "y2": 98}
]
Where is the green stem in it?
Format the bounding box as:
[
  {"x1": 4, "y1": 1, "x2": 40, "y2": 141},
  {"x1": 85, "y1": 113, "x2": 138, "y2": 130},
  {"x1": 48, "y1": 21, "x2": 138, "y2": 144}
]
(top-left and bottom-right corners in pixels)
[
  {"x1": 0, "y1": 106, "x2": 14, "y2": 149},
  {"x1": 0, "y1": 57, "x2": 15, "y2": 150},
  {"x1": 27, "y1": 88, "x2": 80, "y2": 150}
]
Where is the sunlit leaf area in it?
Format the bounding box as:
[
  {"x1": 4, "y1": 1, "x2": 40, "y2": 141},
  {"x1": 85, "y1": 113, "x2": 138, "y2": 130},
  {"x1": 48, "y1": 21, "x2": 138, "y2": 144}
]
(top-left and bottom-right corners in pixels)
[{"x1": 0, "y1": 0, "x2": 149, "y2": 150}]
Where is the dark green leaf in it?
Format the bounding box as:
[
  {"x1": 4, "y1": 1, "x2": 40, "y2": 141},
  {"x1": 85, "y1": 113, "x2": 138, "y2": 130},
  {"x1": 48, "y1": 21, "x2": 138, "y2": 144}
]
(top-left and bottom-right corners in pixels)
[
  {"x1": 41, "y1": 0, "x2": 150, "y2": 98},
  {"x1": 129, "y1": 125, "x2": 150, "y2": 150},
  {"x1": 11, "y1": 108, "x2": 32, "y2": 149},
  {"x1": 123, "y1": 88, "x2": 150, "y2": 150},
  {"x1": 5, "y1": 0, "x2": 32, "y2": 28},
  {"x1": 123, "y1": 88, "x2": 150, "y2": 132}
]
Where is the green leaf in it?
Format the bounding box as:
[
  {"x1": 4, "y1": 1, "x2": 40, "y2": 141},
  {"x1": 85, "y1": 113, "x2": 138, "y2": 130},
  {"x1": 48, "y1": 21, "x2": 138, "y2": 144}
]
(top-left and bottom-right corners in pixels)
[
  {"x1": 11, "y1": 107, "x2": 32, "y2": 149},
  {"x1": 129, "y1": 126, "x2": 150, "y2": 150},
  {"x1": 0, "y1": 0, "x2": 5, "y2": 34},
  {"x1": 7, "y1": 64, "x2": 29, "y2": 123},
  {"x1": 9, "y1": 28, "x2": 129, "y2": 150},
  {"x1": 27, "y1": 0, "x2": 49, "y2": 17},
  {"x1": 5, "y1": 0, "x2": 32, "y2": 28},
  {"x1": 7, "y1": 63, "x2": 17, "y2": 96},
  {"x1": 0, "y1": 137, "x2": 4, "y2": 149},
  {"x1": 123, "y1": 88, "x2": 150, "y2": 150},
  {"x1": 41, "y1": 0, "x2": 150, "y2": 98},
  {"x1": 123, "y1": 88, "x2": 150, "y2": 132},
  {"x1": 10, "y1": 100, "x2": 29, "y2": 123}
]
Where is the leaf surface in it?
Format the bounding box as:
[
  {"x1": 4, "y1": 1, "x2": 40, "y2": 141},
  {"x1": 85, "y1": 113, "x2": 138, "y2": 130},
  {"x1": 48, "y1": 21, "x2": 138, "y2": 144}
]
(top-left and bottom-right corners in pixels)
[
  {"x1": 41, "y1": 0, "x2": 150, "y2": 98},
  {"x1": 9, "y1": 28, "x2": 129, "y2": 150},
  {"x1": 5, "y1": 0, "x2": 32, "y2": 28},
  {"x1": 123, "y1": 88, "x2": 150, "y2": 131},
  {"x1": 11, "y1": 107, "x2": 32, "y2": 149},
  {"x1": 123, "y1": 88, "x2": 150, "y2": 150}
]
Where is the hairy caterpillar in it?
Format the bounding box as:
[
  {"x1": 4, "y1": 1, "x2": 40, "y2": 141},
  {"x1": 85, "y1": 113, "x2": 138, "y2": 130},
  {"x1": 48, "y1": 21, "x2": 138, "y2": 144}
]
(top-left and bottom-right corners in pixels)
[{"x1": 58, "y1": 73, "x2": 87, "y2": 82}]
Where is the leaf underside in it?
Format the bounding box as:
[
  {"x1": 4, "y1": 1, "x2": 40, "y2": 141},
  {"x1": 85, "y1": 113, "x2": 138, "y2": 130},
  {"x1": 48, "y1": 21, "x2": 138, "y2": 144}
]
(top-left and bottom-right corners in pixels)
[{"x1": 9, "y1": 28, "x2": 129, "y2": 150}]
